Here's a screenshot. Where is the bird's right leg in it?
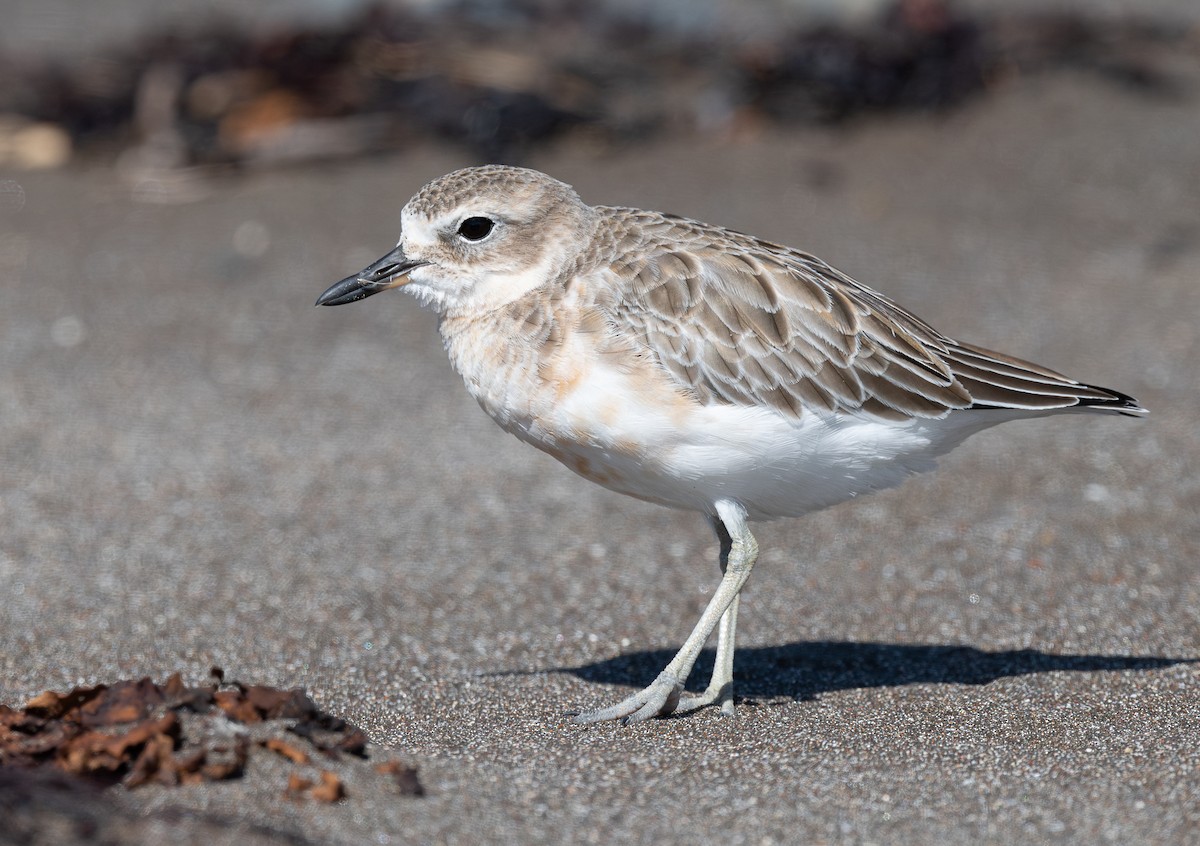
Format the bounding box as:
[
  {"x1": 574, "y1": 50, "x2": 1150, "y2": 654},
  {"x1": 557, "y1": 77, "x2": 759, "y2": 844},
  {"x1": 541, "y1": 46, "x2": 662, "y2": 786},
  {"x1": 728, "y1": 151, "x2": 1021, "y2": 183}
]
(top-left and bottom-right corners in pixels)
[{"x1": 676, "y1": 517, "x2": 739, "y2": 715}]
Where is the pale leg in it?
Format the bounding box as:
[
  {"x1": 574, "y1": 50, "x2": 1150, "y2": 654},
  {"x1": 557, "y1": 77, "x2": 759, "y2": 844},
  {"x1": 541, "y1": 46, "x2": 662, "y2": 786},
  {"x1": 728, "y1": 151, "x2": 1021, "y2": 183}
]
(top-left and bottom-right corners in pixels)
[
  {"x1": 571, "y1": 500, "x2": 757, "y2": 724},
  {"x1": 676, "y1": 517, "x2": 739, "y2": 715}
]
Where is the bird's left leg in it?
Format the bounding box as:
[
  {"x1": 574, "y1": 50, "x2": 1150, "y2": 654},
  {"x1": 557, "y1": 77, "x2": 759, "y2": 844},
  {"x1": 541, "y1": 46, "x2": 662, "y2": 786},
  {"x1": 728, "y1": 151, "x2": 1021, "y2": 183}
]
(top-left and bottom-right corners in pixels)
[
  {"x1": 571, "y1": 499, "x2": 756, "y2": 724},
  {"x1": 676, "y1": 516, "x2": 739, "y2": 715}
]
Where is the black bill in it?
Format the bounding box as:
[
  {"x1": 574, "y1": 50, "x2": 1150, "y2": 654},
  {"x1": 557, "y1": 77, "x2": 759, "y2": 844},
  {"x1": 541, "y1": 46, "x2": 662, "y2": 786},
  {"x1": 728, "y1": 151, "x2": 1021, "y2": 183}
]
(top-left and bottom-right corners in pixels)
[{"x1": 315, "y1": 246, "x2": 427, "y2": 306}]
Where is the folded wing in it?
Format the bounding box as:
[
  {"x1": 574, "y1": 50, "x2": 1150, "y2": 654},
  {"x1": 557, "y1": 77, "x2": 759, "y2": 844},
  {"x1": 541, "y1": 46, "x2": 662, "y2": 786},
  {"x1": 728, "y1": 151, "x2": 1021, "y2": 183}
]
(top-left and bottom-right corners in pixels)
[{"x1": 598, "y1": 212, "x2": 1145, "y2": 422}]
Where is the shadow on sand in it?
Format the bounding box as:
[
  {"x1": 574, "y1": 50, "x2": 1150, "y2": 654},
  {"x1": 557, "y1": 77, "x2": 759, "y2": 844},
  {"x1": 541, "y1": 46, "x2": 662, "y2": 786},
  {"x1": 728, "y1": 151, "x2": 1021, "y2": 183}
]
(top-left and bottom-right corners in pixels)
[{"x1": 547, "y1": 641, "x2": 1194, "y2": 703}]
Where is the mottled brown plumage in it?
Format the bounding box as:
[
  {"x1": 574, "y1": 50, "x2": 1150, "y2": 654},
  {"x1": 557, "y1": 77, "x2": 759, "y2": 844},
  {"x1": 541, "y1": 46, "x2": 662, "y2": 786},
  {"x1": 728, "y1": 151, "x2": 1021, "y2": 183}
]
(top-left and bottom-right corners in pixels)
[
  {"x1": 317, "y1": 165, "x2": 1145, "y2": 725},
  {"x1": 577, "y1": 207, "x2": 1130, "y2": 422}
]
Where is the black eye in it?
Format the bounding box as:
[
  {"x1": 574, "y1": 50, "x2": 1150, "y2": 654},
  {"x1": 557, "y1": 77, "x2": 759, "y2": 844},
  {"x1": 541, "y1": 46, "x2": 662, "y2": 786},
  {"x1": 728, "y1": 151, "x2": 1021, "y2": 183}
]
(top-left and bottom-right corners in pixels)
[{"x1": 457, "y1": 216, "x2": 495, "y2": 241}]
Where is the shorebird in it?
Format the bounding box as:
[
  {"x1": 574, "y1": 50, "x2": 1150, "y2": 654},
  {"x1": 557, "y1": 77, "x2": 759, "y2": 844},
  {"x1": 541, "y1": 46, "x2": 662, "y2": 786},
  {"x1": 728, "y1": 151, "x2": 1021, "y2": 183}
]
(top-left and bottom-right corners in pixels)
[{"x1": 317, "y1": 165, "x2": 1145, "y2": 724}]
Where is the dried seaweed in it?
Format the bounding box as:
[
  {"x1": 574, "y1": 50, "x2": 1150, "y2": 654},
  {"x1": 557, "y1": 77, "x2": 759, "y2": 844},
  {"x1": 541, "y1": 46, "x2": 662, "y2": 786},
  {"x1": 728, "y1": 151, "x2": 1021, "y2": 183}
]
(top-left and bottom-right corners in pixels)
[{"x1": 0, "y1": 669, "x2": 422, "y2": 802}]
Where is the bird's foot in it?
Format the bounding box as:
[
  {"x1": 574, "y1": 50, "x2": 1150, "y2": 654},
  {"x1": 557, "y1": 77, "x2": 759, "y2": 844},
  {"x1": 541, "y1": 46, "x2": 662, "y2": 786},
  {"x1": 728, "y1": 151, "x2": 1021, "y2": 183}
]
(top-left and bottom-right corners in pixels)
[
  {"x1": 676, "y1": 681, "x2": 736, "y2": 717},
  {"x1": 569, "y1": 671, "x2": 684, "y2": 724}
]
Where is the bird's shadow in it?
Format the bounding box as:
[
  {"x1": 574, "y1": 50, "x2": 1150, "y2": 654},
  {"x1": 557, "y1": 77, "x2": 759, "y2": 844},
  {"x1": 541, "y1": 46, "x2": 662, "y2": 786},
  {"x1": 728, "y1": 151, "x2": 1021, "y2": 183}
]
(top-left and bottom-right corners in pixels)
[{"x1": 538, "y1": 641, "x2": 1195, "y2": 703}]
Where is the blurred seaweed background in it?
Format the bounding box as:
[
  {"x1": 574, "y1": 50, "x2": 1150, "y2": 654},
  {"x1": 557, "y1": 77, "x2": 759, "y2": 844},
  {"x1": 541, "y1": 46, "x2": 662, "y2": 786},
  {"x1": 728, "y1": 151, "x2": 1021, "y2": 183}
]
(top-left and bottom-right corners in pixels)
[{"x1": 0, "y1": 0, "x2": 1194, "y2": 180}]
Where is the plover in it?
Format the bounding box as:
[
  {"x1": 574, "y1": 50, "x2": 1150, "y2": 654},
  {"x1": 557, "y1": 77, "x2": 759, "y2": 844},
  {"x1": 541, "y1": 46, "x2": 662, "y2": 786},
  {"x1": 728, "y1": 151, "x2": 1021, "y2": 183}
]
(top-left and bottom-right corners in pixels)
[{"x1": 317, "y1": 165, "x2": 1146, "y2": 724}]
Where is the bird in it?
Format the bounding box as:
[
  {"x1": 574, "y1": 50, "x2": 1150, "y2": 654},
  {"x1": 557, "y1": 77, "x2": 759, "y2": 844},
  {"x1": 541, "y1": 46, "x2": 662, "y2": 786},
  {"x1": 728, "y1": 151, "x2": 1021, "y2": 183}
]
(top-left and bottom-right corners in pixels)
[{"x1": 316, "y1": 165, "x2": 1146, "y2": 724}]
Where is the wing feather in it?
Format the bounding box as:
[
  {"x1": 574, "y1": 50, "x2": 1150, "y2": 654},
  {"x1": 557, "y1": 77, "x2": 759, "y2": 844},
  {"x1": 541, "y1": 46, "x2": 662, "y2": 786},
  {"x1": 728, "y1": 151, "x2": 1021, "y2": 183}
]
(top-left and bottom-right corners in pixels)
[{"x1": 591, "y1": 209, "x2": 1140, "y2": 421}]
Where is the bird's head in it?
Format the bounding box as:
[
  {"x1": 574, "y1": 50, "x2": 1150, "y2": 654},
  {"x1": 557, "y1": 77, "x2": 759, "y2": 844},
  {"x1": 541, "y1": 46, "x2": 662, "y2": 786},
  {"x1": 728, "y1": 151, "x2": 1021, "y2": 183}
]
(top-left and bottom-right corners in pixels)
[{"x1": 316, "y1": 165, "x2": 595, "y2": 315}]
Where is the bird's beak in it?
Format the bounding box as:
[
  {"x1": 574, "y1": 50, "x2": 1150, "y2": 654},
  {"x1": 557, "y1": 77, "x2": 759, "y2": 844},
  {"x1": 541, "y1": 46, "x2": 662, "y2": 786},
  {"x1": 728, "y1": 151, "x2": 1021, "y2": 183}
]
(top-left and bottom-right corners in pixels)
[{"x1": 315, "y1": 246, "x2": 428, "y2": 306}]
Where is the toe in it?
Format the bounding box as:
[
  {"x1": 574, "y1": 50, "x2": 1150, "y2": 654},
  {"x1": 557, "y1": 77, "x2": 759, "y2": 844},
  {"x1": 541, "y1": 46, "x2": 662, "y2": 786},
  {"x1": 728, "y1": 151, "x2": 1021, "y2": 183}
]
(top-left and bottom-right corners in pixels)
[
  {"x1": 570, "y1": 699, "x2": 639, "y2": 724},
  {"x1": 570, "y1": 675, "x2": 683, "y2": 724},
  {"x1": 676, "y1": 682, "x2": 736, "y2": 716}
]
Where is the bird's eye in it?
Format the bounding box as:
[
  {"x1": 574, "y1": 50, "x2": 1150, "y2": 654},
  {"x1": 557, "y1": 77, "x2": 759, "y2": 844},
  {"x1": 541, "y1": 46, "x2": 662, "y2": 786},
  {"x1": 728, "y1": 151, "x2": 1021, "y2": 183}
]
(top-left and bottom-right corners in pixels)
[{"x1": 457, "y1": 216, "x2": 495, "y2": 241}]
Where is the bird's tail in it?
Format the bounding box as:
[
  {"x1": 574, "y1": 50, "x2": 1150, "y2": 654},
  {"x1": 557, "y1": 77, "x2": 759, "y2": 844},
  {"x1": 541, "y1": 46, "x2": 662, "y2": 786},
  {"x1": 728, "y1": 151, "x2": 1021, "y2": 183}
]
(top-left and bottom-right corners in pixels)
[{"x1": 945, "y1": 341, "x2": 1148, "y2": 418}]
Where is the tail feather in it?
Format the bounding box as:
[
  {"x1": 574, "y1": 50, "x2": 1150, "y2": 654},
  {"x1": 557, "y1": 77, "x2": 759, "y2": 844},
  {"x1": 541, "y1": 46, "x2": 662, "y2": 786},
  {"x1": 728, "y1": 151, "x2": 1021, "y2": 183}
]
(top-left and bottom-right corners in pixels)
[
  {"x1": 1072, "y1": 383, "x2": 1148, "y2": 418},
  {"x1": 946, "y1": 341, "x2": 1148, "y2": 418}
]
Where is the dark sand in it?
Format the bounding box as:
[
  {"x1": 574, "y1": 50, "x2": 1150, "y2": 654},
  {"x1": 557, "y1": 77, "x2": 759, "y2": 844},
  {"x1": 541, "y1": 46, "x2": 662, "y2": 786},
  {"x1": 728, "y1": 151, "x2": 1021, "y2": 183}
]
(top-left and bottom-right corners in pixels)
[{"x1": 2, "y1": 64, "x2": 1199, "y2": 843}]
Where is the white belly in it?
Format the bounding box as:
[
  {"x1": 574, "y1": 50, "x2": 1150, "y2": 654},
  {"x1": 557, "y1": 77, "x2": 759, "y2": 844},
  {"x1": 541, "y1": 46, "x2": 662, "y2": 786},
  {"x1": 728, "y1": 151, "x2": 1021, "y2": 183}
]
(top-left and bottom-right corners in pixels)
[{"x1": 493, "y1": 357, "x2": 1005, "y2": 522}]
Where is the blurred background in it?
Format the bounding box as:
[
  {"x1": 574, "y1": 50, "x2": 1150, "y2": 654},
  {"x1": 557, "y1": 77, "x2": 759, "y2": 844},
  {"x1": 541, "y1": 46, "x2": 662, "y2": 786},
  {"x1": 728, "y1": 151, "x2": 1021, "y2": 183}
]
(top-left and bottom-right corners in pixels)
[{"x1": 2, "y1": 0, "x2": 1198, "y2": 177}]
